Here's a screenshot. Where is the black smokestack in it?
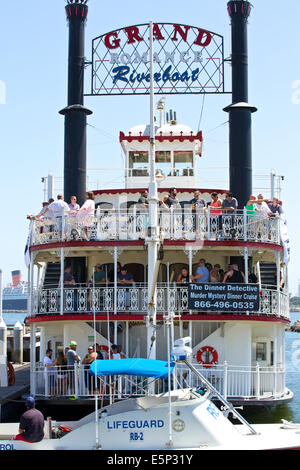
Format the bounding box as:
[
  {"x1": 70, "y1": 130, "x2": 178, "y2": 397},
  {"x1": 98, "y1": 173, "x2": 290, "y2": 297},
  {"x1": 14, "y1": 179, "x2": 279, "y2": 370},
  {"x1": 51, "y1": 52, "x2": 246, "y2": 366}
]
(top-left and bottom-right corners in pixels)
[
  {"x1": 224, "y1": 1, "x2": 257, "y2": 209},
  {"x1": 59, "y1": 0, "x2": 92, "y2": 206}
]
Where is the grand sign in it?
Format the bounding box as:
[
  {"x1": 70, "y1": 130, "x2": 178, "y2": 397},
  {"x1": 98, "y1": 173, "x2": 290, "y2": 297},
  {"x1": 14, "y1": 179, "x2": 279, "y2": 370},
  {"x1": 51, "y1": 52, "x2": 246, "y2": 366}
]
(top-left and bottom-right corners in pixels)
[
  {"x1": 188, "y1": 283, "x2": 260, "y2": 312},
  {"x1": 89, "y1": 23, "x2": 225, "y2": 96}
]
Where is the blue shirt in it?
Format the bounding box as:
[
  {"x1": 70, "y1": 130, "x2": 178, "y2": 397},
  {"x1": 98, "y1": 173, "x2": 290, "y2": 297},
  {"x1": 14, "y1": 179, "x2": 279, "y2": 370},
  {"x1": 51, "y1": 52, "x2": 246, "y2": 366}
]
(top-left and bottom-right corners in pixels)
[{"x1": 195, "y1": 266, "x2": 210, "y2": 283}]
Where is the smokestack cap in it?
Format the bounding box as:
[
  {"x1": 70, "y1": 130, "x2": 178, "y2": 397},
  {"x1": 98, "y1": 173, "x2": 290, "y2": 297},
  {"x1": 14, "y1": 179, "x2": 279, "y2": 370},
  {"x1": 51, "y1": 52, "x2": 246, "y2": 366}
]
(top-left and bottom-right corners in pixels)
[{"x1": 223, "y1": 101, "x2": 257, "y2": 113}]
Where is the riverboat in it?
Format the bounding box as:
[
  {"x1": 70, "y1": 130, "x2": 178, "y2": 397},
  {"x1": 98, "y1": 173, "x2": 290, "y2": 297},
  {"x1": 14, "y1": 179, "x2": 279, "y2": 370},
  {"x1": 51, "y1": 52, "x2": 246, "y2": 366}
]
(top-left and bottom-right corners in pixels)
[{"x1": 25, "y1": 95, "x2": 291, "y2": 407}]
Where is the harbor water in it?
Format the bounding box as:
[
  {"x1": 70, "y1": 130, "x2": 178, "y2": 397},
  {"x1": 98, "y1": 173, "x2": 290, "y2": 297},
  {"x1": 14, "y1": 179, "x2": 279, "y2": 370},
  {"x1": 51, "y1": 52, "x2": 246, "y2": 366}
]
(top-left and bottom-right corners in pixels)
[{"x1": 2, "y1": 311, "x2": 300, "y2": 425}]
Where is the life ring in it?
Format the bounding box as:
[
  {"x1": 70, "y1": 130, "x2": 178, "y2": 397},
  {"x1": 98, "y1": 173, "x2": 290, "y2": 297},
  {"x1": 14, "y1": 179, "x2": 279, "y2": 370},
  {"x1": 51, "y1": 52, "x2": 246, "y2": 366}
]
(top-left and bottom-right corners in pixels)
[
  {"x1": 7, "y1": 362, "x2": 15, "y2": 386},
  {"x1": 196, "y1": 346, "x2": 218, "y2": 368}
]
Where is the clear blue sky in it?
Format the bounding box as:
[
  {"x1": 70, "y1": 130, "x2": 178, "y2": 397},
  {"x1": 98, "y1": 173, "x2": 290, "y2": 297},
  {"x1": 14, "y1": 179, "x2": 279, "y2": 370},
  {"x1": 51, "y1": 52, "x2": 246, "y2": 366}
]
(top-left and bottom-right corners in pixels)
[{"x1": 0, "y1": 0, "x2": 299, "y2": 294}]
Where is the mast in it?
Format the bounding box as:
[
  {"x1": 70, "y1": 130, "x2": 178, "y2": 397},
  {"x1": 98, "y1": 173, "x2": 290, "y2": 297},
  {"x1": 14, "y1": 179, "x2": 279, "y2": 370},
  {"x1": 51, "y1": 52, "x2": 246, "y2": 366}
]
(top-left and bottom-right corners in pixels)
[
  {"x1": 146, "y1": 21, "x2": 159, "y2": 362},
  {"x1": 59, "y1": 0, "x2": 93, "y2": 206}
]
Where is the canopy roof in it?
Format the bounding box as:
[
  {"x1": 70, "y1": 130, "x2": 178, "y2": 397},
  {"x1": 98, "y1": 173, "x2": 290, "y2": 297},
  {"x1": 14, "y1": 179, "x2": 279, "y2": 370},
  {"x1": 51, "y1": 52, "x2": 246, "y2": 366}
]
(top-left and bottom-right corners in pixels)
[{"x1": 89, "y1": 358, "x2": 174, "y2": 379}]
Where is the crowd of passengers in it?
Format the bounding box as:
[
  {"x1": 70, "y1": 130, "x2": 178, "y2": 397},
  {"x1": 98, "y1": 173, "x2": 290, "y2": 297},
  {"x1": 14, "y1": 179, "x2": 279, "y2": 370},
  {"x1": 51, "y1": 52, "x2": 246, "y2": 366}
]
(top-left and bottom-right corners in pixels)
[
  {"x1": 27, "y1": 189, "x2": 283, "y2": 222},
  {"x1": 63, "y1": 260, "x2": 260, "y2": 289}
]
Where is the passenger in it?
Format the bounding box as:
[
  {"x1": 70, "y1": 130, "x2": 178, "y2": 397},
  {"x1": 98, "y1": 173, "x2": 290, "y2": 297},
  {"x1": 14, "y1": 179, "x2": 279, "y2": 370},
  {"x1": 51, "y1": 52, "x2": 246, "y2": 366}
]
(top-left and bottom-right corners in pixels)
[
  {"x1": 210, "y1": 264, "x2": 221, "y2": 283},
  {"x1": 108, "y1": 262, "x2": 121, "y2": 284},
  {"x1": 160, "y1": 188, "x2": 180, "y2": 210},
  {"x1": 90, "y1": 264, "x2": 107, "y2": 286},
  {"x1": 223, "y1": 264, "x2": 245, "y2": 283},
  {"x1": 68, "y1": 195, "x2": 80, "y2": 211},
  {"x1": 13, "y1": 397, "x2": 44, "y2": 443},
  {"x1": 82, "y1": 346, "x2": 97, "y2": 394},
  {"x1": 64, "y1": 266, "x2": 75, "y2": 286},
  {"x1": 255, "y1": 194, "x2": 272, "y2": 219},
  {"x1": 66, "y1": 341, "x2": 81, "y2": 395},
  {"x1": 189, "y1": 190, "x2": 206, "y2": 210},
  {"x1": 117, "y1": 345, "x2": 126, "y2": 359},
  {"x1": 208, "y1": 192, "x2": 223, "y2": 238},
  {"x1": 117, "y1": 266, "x2": 134, "y2": 286},
  {"x1": 43, "y1": 349, "x2": 55, "y2": 395},
  {"x1": 111, "y1": 344, "x2": 121, "y2": 360},
  {"x1": 205, "y1": 263, "x2": 213, "y2": 272},
  {"x1": 77, "y1": 191, "x2": 95, "y2": 240},
  {"x1": 38, "y1": 194, "x2": 70, "y2": 233},
  {"x1": 53, "y1": 350, "x2": 68, "y2": 395},
  {"x1": 268, "y1": 197, "x2": 283, "y2": 217},
  {"x1": 246, "y1": 195, "x2": 258, "y2": 218},
  {"x1": 189, "y1": 190, "x2": 206, "y2": 232},
  {"x1": 222, "y1": 192, "x2": 238, "y2": 213},
  {"x1": 137, "y1": 190, "x2": 149, "y2": 238},
  {"x1": 218, "y1": 269, "x2": 225, "y2": 283},
  {"x1": 177, "y1": 267, "x2": 189, "y2": 284},
  {"x1": 137, "y1": 190, "x2": 149, "y2": 208},
  {"x1": 27, "y1": 198, "x2": 55, "y2": 221},
  {"x1": 118, "y1": 266, "x2": 134, "y2": 308},
  {"x1": 190, "y1": 259, "x2": 210, "y2": 284}
]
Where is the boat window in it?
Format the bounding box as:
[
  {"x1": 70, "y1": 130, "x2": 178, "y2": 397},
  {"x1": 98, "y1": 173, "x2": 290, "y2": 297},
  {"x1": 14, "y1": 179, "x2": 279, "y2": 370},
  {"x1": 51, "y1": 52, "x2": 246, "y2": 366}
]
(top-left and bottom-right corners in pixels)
[
  {"x1": 173, "y1": 151, "x2": 193, "y2": 177},
  {"x1": 256, "y1": 342, "x2": 267, "y2": 361},
  {"x1": 128, "y1": 151, "x2": 149, "y2": 177},
  {"x1": 155, "y1": 151, "x2": 171, "y2": 176}
]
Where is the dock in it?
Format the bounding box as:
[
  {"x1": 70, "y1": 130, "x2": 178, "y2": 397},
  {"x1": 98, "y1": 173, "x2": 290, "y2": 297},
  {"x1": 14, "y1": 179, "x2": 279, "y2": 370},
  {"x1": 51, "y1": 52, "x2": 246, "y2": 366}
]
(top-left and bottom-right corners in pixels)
[{"x1": 0, "y1": 363, "x2": 30, "y2": 421}]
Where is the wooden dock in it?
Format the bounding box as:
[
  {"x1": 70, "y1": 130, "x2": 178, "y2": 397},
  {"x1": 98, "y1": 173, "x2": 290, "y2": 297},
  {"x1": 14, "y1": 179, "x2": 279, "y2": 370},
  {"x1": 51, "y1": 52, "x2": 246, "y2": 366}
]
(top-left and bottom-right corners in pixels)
[{"x1": 0, "y1": 363, "x2": 30, "y2": 406}]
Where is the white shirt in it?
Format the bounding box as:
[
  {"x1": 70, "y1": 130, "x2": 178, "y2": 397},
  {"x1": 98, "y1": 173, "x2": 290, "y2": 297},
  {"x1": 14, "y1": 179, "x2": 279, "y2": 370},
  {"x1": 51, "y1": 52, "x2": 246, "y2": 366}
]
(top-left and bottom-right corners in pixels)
[
  {"x1": 47, "y1": 200, "x2": 70, "y2": 217},
  {"x1": 255, "y1": 201, "x2": 271, "y2": 218},
  {"x1": 112, "y1": 353, "x2": 121, "y2": 360},
  {"x1": 79, "y1": 199, "x2": 95, "y2": 215},
  {"x1": 43, "y1": 356, "x2": 54, "y2": 374}
]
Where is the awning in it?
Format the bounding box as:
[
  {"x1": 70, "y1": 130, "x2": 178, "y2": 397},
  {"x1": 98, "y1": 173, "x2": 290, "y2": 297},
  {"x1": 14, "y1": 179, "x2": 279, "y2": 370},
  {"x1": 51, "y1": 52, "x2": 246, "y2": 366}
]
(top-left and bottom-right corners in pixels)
[{"x1": 89, "y1": 358, "x2": 174, "y2": 379}]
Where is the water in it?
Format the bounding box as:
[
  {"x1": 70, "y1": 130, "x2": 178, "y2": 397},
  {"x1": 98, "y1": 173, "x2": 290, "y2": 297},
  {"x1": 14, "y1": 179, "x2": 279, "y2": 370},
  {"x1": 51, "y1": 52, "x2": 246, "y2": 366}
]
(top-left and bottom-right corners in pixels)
[
  {"x1": 2, "y1": 312, "x2": 27, "y2": 327},
  {"x1": 2, "y1": 311, "x2": 300, "y2": 425}
]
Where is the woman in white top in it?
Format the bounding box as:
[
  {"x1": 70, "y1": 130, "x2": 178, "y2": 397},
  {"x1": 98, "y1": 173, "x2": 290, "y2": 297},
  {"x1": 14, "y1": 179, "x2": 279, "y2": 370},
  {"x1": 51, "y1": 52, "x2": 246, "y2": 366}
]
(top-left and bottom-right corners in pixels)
[{"x1": 77, "y1": 192, "x2": 95, "y2": 240}]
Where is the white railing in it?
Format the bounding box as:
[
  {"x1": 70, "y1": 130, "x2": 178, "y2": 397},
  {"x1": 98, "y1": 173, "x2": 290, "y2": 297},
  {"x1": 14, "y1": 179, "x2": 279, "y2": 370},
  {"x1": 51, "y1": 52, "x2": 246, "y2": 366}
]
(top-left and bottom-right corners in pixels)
[
  {"x1": 30, "y1": 208, "x2": 281, "y2": 245},
  {"x1": 33, "y1": 362, "x2": 286, "y2": 401},
  {"x1": 31, "y1": 283, "x2": 289, "y2": 320}
]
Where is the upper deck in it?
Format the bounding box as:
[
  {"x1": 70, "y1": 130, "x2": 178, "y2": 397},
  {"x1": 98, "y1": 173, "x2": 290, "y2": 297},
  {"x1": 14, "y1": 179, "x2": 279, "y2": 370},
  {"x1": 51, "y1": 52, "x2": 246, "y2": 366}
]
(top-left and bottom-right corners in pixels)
[{"x1": 30, "y1": 204, "x2": 281, "y2": 248}]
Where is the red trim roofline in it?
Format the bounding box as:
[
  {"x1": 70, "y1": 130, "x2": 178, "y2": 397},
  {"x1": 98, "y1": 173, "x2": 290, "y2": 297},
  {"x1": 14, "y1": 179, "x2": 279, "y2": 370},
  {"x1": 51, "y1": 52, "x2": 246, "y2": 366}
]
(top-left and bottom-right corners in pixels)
[
  {"x1": 120, "y1": 130, "x2": 202, "y2": 144},
  {"x1": 93, "y1": 187, "x2": 228, "y2": 196},
  {"x1": 26, "y1": 314, "x2": 289, "y2": 326},
  {"x1": 30, "y1": 240, "x2": 283, "y2": 253}
]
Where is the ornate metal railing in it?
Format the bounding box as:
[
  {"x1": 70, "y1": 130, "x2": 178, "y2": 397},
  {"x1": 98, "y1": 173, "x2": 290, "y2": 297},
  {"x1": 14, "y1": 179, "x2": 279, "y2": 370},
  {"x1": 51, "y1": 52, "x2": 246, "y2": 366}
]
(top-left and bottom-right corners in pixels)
[
  {"x1": 32, "y1": 362, "x2": 286, "y2": 401},
  {"x1": 30, "y1": 208, "x2": 281, "y2": 245},
  {"x1": 31, "y1": 283, "x2": 289, "y2": 320}
]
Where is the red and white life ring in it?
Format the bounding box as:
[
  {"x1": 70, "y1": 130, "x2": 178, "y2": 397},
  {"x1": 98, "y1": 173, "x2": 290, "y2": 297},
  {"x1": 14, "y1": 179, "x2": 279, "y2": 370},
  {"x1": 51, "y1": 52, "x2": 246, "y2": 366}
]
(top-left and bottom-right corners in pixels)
[{"x1": 196, "y1": 346, "x2": 218, "y2": 368}]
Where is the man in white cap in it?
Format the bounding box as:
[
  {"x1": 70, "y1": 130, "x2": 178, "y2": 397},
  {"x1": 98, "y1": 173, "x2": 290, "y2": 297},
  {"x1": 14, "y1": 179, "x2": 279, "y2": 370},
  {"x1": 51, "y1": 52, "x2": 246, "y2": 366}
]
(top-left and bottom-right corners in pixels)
[{"x1": 67, "y1": 341, "x2": 81, "y2": 396}]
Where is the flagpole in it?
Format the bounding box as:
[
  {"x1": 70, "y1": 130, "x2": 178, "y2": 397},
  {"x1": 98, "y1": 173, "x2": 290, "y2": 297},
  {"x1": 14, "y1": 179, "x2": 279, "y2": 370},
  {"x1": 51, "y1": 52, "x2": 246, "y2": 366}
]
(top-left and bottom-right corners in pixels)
[
  {"x1": 92, "y1": 267, "x2": 99, "y2": 449},
  {"x1": 146, "y1": 20, "x2": 159, "y2": 365}
]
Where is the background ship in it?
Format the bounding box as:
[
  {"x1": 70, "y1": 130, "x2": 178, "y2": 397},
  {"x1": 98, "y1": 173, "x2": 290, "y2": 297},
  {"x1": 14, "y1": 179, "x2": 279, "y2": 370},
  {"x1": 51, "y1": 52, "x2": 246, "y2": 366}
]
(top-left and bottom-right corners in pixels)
[{"x1": 2, "y1": 270, "x2": 28, "y2": 312}]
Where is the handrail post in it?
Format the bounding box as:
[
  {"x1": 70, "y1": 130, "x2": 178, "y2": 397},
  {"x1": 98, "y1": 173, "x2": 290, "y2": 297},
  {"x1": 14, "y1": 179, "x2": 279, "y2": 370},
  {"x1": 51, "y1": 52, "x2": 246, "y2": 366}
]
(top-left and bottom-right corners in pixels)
[
  {"x1": 255, "y1": 363, "x2": 260, "y2": 400},
  {"x1": 223, "y1": 361, "x2": 228, "y2": 400},
  {"x1": 170, "y1": 206, "x2": 174, "y2": 239},
  {"x1": 243, "y1": 207, "x2": 247, "y2": 241},
  {"x1": 74, "y1": 364, "x2": 79, "y2": 399},
  {"x1": 207, "y1": 205, "x2": 211, "y2": 240}
]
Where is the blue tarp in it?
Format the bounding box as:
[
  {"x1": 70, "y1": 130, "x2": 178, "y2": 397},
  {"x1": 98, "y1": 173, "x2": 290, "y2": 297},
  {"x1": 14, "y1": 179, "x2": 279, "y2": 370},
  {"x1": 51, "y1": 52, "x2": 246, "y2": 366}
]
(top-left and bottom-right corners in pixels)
[{"x1": 89, "y1": 358, "x2": 174, "y2": 379}]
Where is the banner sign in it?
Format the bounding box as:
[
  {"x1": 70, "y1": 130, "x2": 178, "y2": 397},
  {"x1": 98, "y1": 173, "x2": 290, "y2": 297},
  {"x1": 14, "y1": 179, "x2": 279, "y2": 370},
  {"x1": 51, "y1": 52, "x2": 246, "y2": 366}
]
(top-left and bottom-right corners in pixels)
[
  {"x1": 89, "y1": 23, "x2": 225, "y2": 96},
  {"x1": 188, "y1": 283, "x2": 260, "y2": 312}
]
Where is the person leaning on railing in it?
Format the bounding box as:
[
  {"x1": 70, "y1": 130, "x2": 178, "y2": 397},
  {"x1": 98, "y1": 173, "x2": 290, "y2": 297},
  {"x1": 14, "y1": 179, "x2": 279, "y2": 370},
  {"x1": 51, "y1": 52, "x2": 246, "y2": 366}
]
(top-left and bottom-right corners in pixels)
[{"x1": 76, "y1": 191, "x2": 95, "y2": 241}]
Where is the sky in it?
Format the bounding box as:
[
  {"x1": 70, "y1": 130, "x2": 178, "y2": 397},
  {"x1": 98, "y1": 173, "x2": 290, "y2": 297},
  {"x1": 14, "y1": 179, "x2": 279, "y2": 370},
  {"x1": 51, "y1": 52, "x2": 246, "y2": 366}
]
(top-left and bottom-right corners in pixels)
[{"x1": 0, "y1": 0, "x2": 299, "y2": 294}]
